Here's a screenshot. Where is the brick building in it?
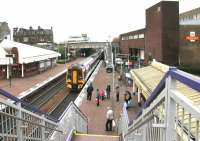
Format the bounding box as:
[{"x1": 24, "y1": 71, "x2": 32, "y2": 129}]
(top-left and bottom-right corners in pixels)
[
  {"x1": 119, "y1": 29, "x2": 145, "y2": 62},
  {"x1": 13, "y1": 26, "x2": 53, "y2": 46},
  {"x1": 119, "y1": 1, "x2": 179, "y2": 66},
  {"x1": 179, "y1": 25, "x2": 200, "y2": 66},
  {"x1": 145, "y1": 1, "x2": 179, "y2": 65}
]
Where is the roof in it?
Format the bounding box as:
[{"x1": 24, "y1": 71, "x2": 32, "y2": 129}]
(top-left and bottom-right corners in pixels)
[
  {"x1": 120, "y1": 28, "x2": 146, "y2": 36},
  {"x1": 130, "y1": 60, "x2": 200, "y2": 108},
  {"x1": 0, "y1": 46, "x2": 10, "y2": 65},
  {"x1": 0, "y1": 39, "x2": 60, "y2": 64}
]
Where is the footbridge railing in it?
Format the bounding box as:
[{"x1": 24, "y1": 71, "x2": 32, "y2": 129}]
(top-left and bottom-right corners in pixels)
[
  {"x1": 50, "y1": 101, "x2": 88, "y2": 141},
  {"x1": 119, "y1": 67, "x2": 200, "y2": 141},
  {"x1": 0, "y1": 97, "x2": 63, "y2": 141}
]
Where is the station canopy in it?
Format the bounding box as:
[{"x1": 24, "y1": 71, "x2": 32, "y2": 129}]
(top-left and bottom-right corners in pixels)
[
  {"x1": 0, "y1": 39, "x2": 60, "y2": 64},
  {"x1": 0, "y1": 45, "x2": 10, "y2": 65}
]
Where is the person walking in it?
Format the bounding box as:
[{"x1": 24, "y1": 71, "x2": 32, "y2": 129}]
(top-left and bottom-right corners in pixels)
[
  {"x1": 87, "y1": 83, "x2": 93, "y2": 101},
  {"x1": 96, "y1": 89, "x2": 100, "y2": 106},
  {"x1": 116, "y1": 85, "x2": 120, "y2": 102},
  {"x1": 105, "y1": 107, "x2": 114, "y2": 131},
  {"x1": 100, "y1": 89, "x2": 105, "y2": 101},
  {"x1": 106, "y1": 84, "x2": 111, "y2": 99}
]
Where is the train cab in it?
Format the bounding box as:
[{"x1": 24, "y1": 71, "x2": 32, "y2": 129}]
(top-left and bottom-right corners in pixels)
[{"x1": 66, "y1": 65, "x2": 85, "y2": 91}]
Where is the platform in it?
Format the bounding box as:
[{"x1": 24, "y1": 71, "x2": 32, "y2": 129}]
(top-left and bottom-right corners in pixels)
[
  {"x1": 0, "y1": 59, "x2": 82, "y2": 97},
  {"x1": 78, "y1": 65, "x2": 140, "y2": 135}
]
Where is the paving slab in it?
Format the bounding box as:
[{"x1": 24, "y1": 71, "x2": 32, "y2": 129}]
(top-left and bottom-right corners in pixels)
[{"x1": 79, "y1": 65, "x2": 140, "y2": 135}]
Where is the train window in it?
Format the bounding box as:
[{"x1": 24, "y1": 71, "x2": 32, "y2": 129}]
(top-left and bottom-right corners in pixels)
[
  {"x1": 78, "y1": 69, "x2": 83, "y2": 79},
  {"x1": 67, "y1": 70, "x2": 72, "y2": 79}
]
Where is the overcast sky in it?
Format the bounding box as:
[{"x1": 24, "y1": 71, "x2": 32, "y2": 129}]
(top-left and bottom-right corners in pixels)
[{"x1": 0, "y1": 0, "x2": 200, "y2": 43}]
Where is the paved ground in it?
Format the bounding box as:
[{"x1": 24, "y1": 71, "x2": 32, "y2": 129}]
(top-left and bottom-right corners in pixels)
[
  {"x1": 72, "y1": 134, "x2": 119, "y2": 141},
  {"x1": 79, "y1": 65, "x2": 140, "y2": 136},
  {"x1": 0, "y1": 59, "x2": 82, "y2": 97}
]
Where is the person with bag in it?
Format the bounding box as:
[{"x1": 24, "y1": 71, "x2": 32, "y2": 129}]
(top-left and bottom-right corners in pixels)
[{"x1": 105, "y1": 107, "x2": 114, "y2": 131}]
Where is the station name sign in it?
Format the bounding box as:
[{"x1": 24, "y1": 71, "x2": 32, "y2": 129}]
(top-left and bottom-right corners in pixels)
[{"x1": 186, "y1": 31, "x2": 199, "y2": 42}]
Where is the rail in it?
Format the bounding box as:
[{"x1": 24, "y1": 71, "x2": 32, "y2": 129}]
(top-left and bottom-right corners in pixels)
[
  {"x1": 0, "y1": 98, "x2": 64, "y2": 141},
  {"x1": 50, "y1": 101, "x2": 88, "y2": 141},
  {"x1": 119, "y1": 67, "x2": 200, "y2": 141},
  {"x1": 0, "y1": 88, "x2": 58, "y2": 122}
]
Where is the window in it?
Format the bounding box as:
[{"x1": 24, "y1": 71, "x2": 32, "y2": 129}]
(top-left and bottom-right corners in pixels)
[
  {"x1": 157, "y1": 6, "x2": 160, "y2": 12},
  {"x1": 129, "y1": 35, "x2": 134, "y2": 40},
  {"x1": 139, "y1": 34, "x2": 144, "y2": 39},
  {"x1": 133, "y1": 35, "x2": 138, "y2": 39},
  {"x1": 23, "y1": 37, "x2": 29, "y2": 42}
]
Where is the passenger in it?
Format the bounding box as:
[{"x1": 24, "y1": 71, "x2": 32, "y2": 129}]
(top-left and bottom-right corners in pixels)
[
  {"x1": 116, "y1": 85, "x2": 120, "y2": 102},
  {"x1": 96, "y1": 89, "x2": 100, "y2": 106},
  {"x1": 105, "y1": 107, "x2": 114, "y2": 131},
  {"x1": 118, "y1": 74, "x2": 122, "y2": 86},
  {"x1": 100, "y1": 89, "x2": 105, "y2": 101},
  {"x1": 124, "y1": 91, "x2": 132, "y2": 109},
  {"x1": 87, "y1": 83, "x2": 93, "y2": 101},
  {"x1": 106, "y1": 85, "x2": 111, "y2": 99}
]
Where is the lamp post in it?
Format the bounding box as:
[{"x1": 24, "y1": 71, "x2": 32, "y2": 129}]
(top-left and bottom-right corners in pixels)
[
  {"x1": 5, "y1": 54, "x2": 13, "y2": 87},
  {"x1": 64, "y1": 45, "x2": 66, "y2": 64},
  {"x1": 67, "y1": 44, "x2": 70, "y2": 61}
]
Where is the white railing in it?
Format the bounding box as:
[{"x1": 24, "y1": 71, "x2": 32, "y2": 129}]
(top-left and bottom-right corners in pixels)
[
  {"x1": 50, "y1": 101, "x2": 88, "y2": 141},
  {"x1": 120, "y1": 74, "x2": 200, "y2": 141},
  {"x1": 118, "y1": 104, "x2": 129, "y2": 136},
  {"x1": 0, "y1": 98, "x2": 63, "y2": 141}
]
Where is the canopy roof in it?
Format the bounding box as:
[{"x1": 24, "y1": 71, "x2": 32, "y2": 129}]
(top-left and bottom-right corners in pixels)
[
  {"x1": 130, "y1": 60, "x2": 200, "y2": 108},
  {"x1": 0, "y1": 39, "x2": 60, "y2": 64},
  {"x1": 0, "y1": 45, "x2": 10, "y2": 65}
]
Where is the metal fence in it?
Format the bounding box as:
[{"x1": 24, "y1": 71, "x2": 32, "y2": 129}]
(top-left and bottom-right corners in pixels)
[
  {"x1": 50, "y1": 101, "x2": 88, "y2": 141},
  {"x1": 118, "y1": 68, "x2": 200, "y2": 141},
  {"x1": 0, "y1": 98, "x2": 61, "y2": 141}
]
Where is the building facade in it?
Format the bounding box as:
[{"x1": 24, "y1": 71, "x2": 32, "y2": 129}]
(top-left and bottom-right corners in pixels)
[
  {"x1": 180, "y1": 7, "x2": 200, "y2": 25},
  {"x1": 145, "y1": 1, "x2": 179, "y2": 65},
  {"x1": 179, "y1": 7, "x2": 200, "y2": 68},
  {"x1": 0, "y1": 22, "x2": 10, "y2": 41},
  {"x1": 13, "y1": 26, "x2": 53, "y2": 45},
  {"x1": 119, "y1": 1, "x2": 179, "y2": 66},
  {"x1": 0, "y1": 40, "x2": 60, "y2": 79},
  {"x1": 119, "y1": 29, "x2": 145, "y2": 62}
]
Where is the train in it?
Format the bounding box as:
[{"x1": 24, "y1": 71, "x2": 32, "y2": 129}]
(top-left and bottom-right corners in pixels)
[{"x1": 66, "y1": 50, "x2": 103, "y2": 91}]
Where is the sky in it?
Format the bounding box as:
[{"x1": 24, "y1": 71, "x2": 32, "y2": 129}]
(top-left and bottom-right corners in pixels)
[{"x1": 0, "y1": 0, "x2": 200, "y2": 43}]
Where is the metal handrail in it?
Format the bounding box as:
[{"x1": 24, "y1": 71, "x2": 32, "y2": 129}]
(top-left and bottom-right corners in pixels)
[{"x1": 0, "y1": 111, "x2": 62, "y2": 133}]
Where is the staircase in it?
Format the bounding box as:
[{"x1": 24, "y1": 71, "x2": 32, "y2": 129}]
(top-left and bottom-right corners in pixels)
[
  {"x1": 72, "y1": 132, "x2": 120, "y2": 141},
  {"x1": 118, "y1": 67, "x2": 200, "y2": 141}
]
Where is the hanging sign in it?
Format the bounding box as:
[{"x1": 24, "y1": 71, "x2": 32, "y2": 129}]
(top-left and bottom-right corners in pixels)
[{"x1": 186, "y1": 31, "x2": 199, "y2": 42}]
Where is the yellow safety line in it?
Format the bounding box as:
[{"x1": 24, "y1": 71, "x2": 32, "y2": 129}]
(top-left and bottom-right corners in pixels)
[{"x1": 74, "y1": 132, "x2": 119, "y2": 138}]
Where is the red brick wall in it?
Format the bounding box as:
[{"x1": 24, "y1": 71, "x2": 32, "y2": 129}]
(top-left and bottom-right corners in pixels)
[
  {"x1": 180, "y1": 25, "x2": 200, "y2": 66},
  {"x1": 145, "y1": 1, "x2": 179, "y2": 65},
  {"x1": 119, "y1": 29, "x2": 145, "y2": 54}
]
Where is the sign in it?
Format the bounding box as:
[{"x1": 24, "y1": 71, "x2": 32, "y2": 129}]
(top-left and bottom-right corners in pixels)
[
  {"x1": 186, "y1": 31, "x2": 199, "y2": 42},
  {"x1": 125, "y1": 60, "x2": 133, "y2": 65},
  {"x1": 5, "y1": 54, "x2": 14, "y2": 58}
]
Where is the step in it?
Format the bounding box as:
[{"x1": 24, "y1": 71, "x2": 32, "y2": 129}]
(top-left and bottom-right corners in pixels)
[{"x1": 72, "y1": 133, "x2": 120, "y2": 141}]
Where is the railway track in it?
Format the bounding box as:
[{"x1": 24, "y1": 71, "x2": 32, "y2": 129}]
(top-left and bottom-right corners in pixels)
[
  {"x1": 29, "y1": 78, "x2": 65, "y2": 109},
  {"x1": 49, "y1": 92, "x2": 78, "y2": 119},
  {"x1": 21, "y1": 55, "x2": 102, "y2": 121}
]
